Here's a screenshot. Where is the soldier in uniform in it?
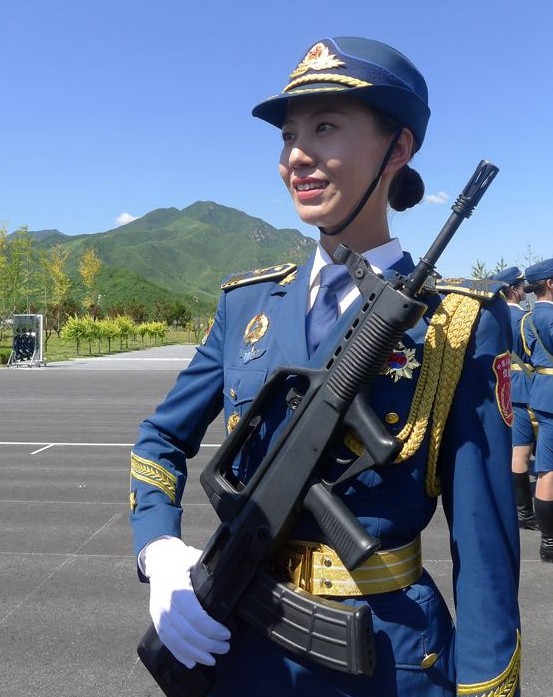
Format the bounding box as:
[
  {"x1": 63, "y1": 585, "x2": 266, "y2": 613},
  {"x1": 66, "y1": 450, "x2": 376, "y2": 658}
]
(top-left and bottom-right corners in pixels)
[
  {"x1": 130, "y1": 37, "x2": 521, "y2": 696},
  {"x1": 522, "y1": 258, "x2": 553, "y2": 562},
  {"x1": 492, "y1": 266, "x2": 538, "y2": 529}
]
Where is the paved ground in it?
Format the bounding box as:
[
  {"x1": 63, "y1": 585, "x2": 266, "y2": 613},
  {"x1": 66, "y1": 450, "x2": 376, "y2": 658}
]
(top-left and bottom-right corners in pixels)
[{"x1": 0, "y1": 345, "x2": 550, "y2": 695}]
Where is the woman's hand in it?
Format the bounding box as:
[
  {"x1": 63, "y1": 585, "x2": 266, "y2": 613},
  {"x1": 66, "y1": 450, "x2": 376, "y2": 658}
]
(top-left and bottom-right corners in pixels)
[{"x1": 144, "y1": 537, "x2": 231, "y2": 669}]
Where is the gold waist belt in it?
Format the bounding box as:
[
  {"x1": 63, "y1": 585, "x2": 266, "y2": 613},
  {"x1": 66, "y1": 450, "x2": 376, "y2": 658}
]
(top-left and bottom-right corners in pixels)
[
  {"x1": 275, "y1": 536, "x2": 422, "y2": 597},
  {"x1": 536, "y1": 367, "x2": 553, "y2": 375}
]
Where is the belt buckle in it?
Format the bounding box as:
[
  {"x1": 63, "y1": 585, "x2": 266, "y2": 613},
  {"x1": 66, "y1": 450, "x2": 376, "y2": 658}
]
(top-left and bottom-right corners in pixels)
[{"x1": 281, "y1": 542, "x2": 317, "y2": 593}]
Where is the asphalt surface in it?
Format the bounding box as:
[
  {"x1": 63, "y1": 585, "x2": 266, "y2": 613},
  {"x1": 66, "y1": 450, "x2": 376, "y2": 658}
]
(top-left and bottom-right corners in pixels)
[{"x1": 0, "y1": 345, "x2": 550, "y2": 696}]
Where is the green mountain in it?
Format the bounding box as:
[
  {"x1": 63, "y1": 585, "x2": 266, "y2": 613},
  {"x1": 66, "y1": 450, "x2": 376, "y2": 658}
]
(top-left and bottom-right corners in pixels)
[{"x1": 31, "y1": 201, "x2": 316, "y2": 305}]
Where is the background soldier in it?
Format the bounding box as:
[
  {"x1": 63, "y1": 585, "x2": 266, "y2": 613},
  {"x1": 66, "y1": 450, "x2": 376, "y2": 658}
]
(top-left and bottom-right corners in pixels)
[
  {"x1": 522, "y1": 258, "x2": 553, "y2": 562},
  {"x1": 492, "y1": 266, "x2": 538, "y2": 529}
]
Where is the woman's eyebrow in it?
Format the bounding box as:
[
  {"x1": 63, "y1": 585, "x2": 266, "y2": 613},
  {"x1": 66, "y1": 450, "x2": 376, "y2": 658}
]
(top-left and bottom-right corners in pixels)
[{"x1": 282, "y1": 108, "x2": 347, "y2": 127}]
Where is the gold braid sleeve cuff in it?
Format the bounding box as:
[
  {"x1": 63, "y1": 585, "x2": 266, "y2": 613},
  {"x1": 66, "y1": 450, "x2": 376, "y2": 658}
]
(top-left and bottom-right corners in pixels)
[
  {"x1": 130, "y1": 452, "x2": 177, "y2": 504},
  {"x1": 457, "y1": 630, "x2": 521, "y2": 697}
]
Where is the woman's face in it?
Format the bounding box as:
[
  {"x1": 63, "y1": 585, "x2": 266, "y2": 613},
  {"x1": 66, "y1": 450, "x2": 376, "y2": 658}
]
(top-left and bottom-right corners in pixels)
[{"x1": 279, "y1": 95, "x2": 393, "y2": 232}]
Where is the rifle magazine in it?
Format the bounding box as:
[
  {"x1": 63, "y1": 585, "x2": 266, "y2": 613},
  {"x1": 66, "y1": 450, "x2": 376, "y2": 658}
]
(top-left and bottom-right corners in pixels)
[{"x1": 237, "y1": 568, "x2": 376, "y2": 676}]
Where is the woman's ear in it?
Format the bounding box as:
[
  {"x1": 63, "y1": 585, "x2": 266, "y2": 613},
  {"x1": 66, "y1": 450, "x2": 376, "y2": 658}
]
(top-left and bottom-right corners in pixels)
[{"x1": 386, "y1": 127, "x2": 414, "y2": 174}]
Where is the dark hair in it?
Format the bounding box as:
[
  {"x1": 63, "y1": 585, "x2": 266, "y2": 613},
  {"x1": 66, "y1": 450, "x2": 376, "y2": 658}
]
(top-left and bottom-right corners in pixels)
[
  {"x1": 524, "y1": 279, "x2": 550, "y2": 296},
  {"x1": 369, "y1": 106, "x2": 425, "y2": 211},
  {"x1": 501, "y1": 281, "x2": 522, "y2": 302},
  {"x1": 388, "y1": 165, "x2": 425, "y2": 211}
]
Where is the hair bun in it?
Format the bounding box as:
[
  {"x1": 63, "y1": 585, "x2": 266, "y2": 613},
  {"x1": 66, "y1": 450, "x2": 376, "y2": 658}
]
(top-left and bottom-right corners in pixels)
[{"x1": 389, "y1": 165, "x2": 424, "y2": 211}]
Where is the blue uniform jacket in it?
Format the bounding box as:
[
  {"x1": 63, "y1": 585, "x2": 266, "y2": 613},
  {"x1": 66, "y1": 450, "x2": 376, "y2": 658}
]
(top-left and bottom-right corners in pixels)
[
  {"x1": 130, "y1": 253, "x2": 521, "y2": 697},
  {"x1": 508, "y1": 304, "x2": 533, "y2": 404},
  {"x1": 523, "y1": 301, "x2": 553, "y2": 413}
]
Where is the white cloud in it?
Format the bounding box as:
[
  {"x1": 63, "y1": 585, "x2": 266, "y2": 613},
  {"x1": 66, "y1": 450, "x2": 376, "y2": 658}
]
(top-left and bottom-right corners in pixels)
[
  {"x1": 425, "y1": 191, "x2": 449, "y2": 205},
  {"x1": 116, "y1": 212, "x2": 138, "y2": 226}
]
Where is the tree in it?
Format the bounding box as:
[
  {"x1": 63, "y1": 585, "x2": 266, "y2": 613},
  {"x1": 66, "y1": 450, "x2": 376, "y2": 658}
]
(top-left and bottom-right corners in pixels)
[
  {"x1": 4, "y1": 226, "x2": 37, "y2": 312},
  {"x1": 154, "y1": 298, "x2": 192, "y2": 328},
  {"x1": 0, "y1": 224, "x2": 9, "y2": 337},
  {"x1": 471, "y1": 260, "x2": 492, "y2": 279},
  {"x1": 79, "y1": 247, "x2": 102, "y2": 316},
  {"x1": 40, "y1": 244, "x2": 72, "y2": 347},
  {"x1": 518, "y1": 244, "x2": 543, "y2": 269},
  {"x1": 472, "y1": 257, "x2": 508, "y2": 280}
]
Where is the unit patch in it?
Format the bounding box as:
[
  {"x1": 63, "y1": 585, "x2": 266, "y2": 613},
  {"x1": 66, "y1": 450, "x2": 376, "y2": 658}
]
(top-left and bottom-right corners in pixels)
[{"x1": 493, "y1": 352, "x2": 514, "y2": 427}]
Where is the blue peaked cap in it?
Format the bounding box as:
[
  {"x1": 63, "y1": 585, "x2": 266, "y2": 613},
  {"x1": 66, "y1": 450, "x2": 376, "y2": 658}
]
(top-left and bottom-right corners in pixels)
[
  {"x1": 252, "y1": 37, "x2": 430, "y2": 151},
  {"x1": 491, "y1": 266, "x2": 524, "y2": 285},
  {"x1": 525, "y1": 258, "x2": 553, "y2": 284}
]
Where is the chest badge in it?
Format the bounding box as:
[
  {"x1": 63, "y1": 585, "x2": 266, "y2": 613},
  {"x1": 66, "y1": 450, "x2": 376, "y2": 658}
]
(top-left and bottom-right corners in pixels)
[
  {"x1": 381, "y1": 342, "x2": 421, "y2": 382},
  {"x1": 241, "y1": 313, "x2": 269, "y2": 364}
]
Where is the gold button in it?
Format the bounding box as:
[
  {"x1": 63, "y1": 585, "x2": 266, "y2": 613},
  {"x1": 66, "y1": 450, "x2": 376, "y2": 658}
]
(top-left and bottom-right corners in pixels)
[
  {"x1": 229, "y1": 388, "x2": 237, "y2": 399},
  {"x1": 385, "y1": 412, "x2": 400, "y2": 425},
  {"x1": 420, "y1": 653, "x2": 439, "y2": 669}
]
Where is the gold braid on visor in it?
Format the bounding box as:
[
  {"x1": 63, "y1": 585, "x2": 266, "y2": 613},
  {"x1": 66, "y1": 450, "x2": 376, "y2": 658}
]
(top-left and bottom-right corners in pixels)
[{"x1": 283, "y1": 74, "x2": 373, "y2": 93}]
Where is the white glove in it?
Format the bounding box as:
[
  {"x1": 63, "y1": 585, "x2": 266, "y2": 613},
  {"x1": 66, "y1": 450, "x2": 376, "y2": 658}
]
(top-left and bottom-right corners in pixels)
[{"x1": 144, "y1": 536, "x2": 231, "y2": 669}]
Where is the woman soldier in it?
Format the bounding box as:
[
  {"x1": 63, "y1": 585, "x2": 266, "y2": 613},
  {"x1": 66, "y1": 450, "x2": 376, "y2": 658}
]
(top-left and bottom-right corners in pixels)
[
  {"x1": 492, "y1": 266, "x2": 538, "y2": 529},
  {"x1": 130, "y1": 37, "x2": 521, "y2": 696},
  {"x1": 522, "y1": 258, "x2": 553, "y2": 562}
]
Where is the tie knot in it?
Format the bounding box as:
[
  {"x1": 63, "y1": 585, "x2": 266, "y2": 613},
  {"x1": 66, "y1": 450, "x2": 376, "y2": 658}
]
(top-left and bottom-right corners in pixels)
[{"x1": 319, "y1": 264, "x2": 350, "y2": 294}]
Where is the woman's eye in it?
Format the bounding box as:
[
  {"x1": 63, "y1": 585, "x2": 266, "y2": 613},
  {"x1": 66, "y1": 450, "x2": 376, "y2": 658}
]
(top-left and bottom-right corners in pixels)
[
  {"x1": 281, "y1": 130, "x2": 294, "y2": 142},
  {"x1": 316, "y1": 122, "x2": 334, "y2": 133}
]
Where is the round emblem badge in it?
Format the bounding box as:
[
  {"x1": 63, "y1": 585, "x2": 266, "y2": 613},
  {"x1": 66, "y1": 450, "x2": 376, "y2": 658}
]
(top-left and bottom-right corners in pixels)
[
  {"x1": 381, "y1": 342, "x2": 421, "y2": 382},
  {"x1": 241, "y1": 313, "x2": 269, "y2": 364},
  {"x1": 243, "y1": 313, "x2": 269, "y2": 344}
]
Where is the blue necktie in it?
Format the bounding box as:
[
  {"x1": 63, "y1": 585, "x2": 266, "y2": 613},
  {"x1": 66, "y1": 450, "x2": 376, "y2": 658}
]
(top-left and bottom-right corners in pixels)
[{"x1": 306, "y1": 264, "x2": 350, "y2": 356}]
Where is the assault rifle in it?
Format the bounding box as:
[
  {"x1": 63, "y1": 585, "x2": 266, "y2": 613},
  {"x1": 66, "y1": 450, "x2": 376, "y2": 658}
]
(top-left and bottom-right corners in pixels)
[{"x1": 137, "y1": 160, "x2": 499, "y2": 697}]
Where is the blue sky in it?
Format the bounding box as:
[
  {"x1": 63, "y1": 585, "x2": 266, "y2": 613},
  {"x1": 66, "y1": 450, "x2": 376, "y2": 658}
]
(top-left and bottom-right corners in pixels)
[{"x1": 1, "y1": 1, "x2": 551, "y2": 277}]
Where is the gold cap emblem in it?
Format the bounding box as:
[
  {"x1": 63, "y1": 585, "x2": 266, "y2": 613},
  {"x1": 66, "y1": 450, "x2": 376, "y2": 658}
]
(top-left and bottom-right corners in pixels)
[{"x1": 290, "y1": 42, "x2": 346, "y2": 79}]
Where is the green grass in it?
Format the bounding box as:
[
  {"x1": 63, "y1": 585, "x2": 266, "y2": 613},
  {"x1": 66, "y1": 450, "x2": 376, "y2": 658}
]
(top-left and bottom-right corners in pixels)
[{"x1": 0, "y1": 328, "x2": 200, "y2": 365}]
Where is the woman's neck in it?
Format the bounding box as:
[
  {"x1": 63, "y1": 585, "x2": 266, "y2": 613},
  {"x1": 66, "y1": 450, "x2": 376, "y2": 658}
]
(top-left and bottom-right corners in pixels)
[{"x1": 320, "y1": 212, "x2": 391, "y2": 256}]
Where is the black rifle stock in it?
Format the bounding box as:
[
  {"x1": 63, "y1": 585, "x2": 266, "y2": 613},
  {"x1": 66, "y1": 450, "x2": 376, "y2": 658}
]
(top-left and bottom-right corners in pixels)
[{"x1": 137, "y1": 160, "x2": 499, "y2": 696}]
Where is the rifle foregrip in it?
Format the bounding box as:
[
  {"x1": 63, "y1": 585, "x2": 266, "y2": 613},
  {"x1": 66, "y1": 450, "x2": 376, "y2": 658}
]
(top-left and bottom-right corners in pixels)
[{"x1": 304, "y1": 481, "x2": 381, "y2": 569}]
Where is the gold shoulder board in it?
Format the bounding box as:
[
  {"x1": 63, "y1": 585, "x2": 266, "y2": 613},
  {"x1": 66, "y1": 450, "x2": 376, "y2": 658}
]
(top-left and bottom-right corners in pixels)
[
  {"x1": 436, "y1": 277, "x2": 505, "y2": 302},
  {"x1": 221, "y1": 263, "x2": 297, "y2": 290}
]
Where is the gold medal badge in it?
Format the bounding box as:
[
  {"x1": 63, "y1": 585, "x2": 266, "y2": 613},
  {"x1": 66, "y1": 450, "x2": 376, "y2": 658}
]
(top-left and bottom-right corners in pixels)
[
  {"x1": 381, "y1": 342, "x2": 421, "y2": 382},
  {"x1": 227, "y1": 413, "x2": 240, "y2": 433},
  {"x1": 241, "y1": 313, "x2": 269, "y2": 364}
]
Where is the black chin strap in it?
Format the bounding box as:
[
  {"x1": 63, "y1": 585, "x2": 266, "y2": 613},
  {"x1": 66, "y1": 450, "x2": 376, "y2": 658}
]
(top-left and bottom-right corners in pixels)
[{"x1": 319, "y1": 129, "x2": 402, "y2": 237}]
